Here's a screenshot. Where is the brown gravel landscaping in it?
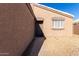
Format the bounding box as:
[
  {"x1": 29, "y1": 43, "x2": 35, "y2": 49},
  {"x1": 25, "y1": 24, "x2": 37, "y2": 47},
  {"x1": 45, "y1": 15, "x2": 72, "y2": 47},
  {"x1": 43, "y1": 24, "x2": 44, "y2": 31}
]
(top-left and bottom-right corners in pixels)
[{"x1": 38, "y1": 35, "x2": 79, "y2": 56}]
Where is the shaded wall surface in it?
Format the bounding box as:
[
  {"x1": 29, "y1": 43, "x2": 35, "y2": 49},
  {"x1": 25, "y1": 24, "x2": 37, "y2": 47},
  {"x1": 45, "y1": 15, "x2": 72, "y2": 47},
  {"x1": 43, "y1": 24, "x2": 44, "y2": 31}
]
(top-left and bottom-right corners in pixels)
[
  {"x1": 0, "y1": 3, "x2": 35, "y2": 56},
  {"x1": 74, "y1": 24, "x2": 79, "y2": 35}
]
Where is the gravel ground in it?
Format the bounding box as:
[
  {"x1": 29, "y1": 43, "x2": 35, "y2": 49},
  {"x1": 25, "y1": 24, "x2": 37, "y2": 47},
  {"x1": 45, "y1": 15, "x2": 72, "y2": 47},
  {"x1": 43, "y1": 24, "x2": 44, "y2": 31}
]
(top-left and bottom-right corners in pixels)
[{"x1": 38, "y1": 35, "x2": 79, "y2": 56}]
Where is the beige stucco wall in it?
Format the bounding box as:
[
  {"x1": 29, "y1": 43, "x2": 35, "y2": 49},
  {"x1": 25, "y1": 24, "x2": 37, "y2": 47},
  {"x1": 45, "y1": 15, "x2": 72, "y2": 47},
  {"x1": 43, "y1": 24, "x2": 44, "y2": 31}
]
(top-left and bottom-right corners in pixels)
[{"x1": 31, "y1": 4, "x2": 73, "y2": 37}]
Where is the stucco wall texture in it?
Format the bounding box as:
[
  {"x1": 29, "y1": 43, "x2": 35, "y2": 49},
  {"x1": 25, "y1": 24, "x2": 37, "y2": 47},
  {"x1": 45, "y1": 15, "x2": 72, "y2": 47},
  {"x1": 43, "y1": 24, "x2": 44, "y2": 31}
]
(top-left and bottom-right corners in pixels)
[
  {"x1": 0, "y1": 4, "x2": 35, "y2": 55},
  {"x1": 31, "y1": 4, "x2": 73, "y2": 37},
  {"x1": 74, "y1": 24, "x2": 79, "y2": 35}
]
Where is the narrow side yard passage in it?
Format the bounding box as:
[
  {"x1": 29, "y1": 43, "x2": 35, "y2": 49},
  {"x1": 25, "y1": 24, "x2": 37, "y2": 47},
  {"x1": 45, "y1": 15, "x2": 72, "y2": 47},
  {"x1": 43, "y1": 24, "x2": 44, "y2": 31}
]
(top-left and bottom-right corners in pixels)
[
  {"x1": 38, "y1": 35, "x2": 79, "y2": 56},
  {"x1": 22, "y1": 37, "x2": 45, "y2": 56}
]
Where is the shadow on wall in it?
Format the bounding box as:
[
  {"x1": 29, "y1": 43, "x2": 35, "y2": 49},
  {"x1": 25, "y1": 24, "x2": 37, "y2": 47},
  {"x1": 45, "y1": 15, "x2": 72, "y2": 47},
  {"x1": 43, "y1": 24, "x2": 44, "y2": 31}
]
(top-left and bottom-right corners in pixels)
[
  {"x1": 73, "y1": 23, "x2": 79, "y2": 35},
  {"x1": 22, "y1": 20, "x2": 46, "y2": 56}
]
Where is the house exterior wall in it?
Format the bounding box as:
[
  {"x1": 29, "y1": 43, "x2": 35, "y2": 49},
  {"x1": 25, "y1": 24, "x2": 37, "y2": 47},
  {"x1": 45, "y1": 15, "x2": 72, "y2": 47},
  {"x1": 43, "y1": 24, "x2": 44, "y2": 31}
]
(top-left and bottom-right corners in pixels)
[
  {"x1": 31, "y1": 4, "x2": 73, "y2": 37},
  {"x1": 0, "y1": 4, "x2": 35, "y2": 55},
  {"x1": 74, "y1": 24, "x2": 79, "y2": 35}
]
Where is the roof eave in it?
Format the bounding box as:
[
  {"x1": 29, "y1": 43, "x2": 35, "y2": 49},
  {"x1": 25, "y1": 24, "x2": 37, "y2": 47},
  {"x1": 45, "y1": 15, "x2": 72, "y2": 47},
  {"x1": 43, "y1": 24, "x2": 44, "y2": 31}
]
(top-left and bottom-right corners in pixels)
[{"x1": 32, "y1": 3, "x2": 74, "y2": 18}]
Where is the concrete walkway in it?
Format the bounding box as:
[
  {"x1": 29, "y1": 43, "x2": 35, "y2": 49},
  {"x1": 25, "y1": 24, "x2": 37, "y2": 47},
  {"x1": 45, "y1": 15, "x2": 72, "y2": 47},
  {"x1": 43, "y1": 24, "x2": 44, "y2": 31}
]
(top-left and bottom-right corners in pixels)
[
  {"x1": 28, "y1": 37, "x2": 45, "y2": 56},
  {"x1": 38, "y1": 35, "x2": 79, "y2": 56},
  {"x1": 22, "y1": 37, "x2": 45, "y2": 56}
]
